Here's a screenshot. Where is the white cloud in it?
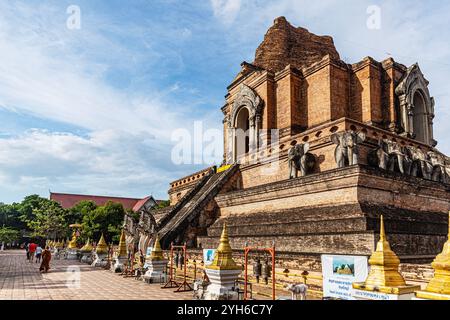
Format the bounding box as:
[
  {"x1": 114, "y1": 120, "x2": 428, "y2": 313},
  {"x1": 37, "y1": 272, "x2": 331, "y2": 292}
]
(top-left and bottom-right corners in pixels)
[
  {"x1": 0, "y1": 129, "x2": 176, "y2": 200},
  {"x1": 0, "y1": 0, "x2": 449, "y2": 204},
  {"x1": 0, "y1": 2, "x2": 222, "y2": 203},
  {"x1": 210, "y1": 0, "x2": 242, "y2": 26}
]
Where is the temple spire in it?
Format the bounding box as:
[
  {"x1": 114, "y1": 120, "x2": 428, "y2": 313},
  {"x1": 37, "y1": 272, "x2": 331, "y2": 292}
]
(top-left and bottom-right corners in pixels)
[
  {"x1": 150, "y1": 234, "x2": 164, "y2": 260},
  {"x1": 96, "y1": 233, "x2": 108, "y2": 254},
  {"x1": 207, "y1": 223, "x2": 240, "y2": 271},
  {"x1": 362, "y1": 215, "x2": 406, "y2": 288},
  {"x1": 80, "y1": 238, "x2": 93, "y2": 252},
  {"x1": 416, "y1": 211, "x2": 450, "y2": 299},
  {"x1": 117, "y1": 229, "x2": 127, "y2": 258},
  {"x1": 380, "y1": 214, "x2": 386, "y2": 241}
]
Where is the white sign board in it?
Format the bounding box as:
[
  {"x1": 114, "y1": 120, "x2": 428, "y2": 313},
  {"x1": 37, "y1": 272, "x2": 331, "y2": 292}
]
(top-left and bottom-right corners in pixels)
[
  {"x1": 321, "y1": 254, "x2": 368, "y2": 300},
  {"x1": 143, "y1": 247, "x2": 153, "y2": 268},
  {"x1": 203, "y1": 249, "x2": 216, "y2": 266},
  {"x1": 352, "y1": 289, "x2": 415, "y2": 300}
]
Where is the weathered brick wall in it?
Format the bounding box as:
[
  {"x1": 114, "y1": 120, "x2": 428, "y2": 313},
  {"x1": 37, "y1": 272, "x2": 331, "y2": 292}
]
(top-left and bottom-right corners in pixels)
[{"x1": 197, "y1": 166, "x2": 449, "y2": 259}]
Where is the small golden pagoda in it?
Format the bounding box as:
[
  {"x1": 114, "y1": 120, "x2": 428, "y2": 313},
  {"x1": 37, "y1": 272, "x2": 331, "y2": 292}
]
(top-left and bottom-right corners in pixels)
[
  {"x1": 150, "y1": 234, "x2": 164, "y2": 261},
  {"x1": 95, "y1": 233, "x2": 108, "y2": 254},
  {"x1": 56, "y1": 240, "x2": 64, "y2": 249},
  {"x1": 207, "y1": 223, "x2": 240, "y2": 271},
  {"x1": 80, "y1": 238, "x2": 93, "y2": 253},
  {"x1": 67, "y1": 231, "x2": 78, "y2": 249},
  {"x1": 416, "y1": 212, "x2": 450, "y2": 300},
  {"x1": 117, "y1": 229, "x2": 127, "y2": 258},
  {"x1": 353, "y1": 215, "x2": 420, "y2": 296}
]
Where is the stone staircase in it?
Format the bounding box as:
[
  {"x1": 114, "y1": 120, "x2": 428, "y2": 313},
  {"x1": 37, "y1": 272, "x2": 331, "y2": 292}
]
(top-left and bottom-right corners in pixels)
[{"x1": 158, "y1": 164, "x2": 239, "y2": 248}]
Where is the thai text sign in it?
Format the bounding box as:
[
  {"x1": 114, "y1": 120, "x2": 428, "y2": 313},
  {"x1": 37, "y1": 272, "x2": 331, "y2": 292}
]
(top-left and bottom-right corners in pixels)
[{"x1": 321, "y1": 255, "x2": 368, "y2": 300}]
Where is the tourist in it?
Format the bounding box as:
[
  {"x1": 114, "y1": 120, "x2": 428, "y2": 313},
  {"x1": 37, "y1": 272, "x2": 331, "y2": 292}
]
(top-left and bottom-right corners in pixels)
[
  {"x1": 39, "y1": 246, "x2": 52, "y2": 273},
  {"x1": 35, "y1": 245, "x2": 43, "y2": 263},
  {"x1": 28, "y1": 242, "x2": 37, "y2": 263},
  {"x1": 25, "y1": 242, "x2": 30, "y2": 261}
]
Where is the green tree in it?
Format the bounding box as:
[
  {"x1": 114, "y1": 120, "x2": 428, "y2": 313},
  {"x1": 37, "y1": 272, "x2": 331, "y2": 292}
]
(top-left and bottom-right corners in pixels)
[
  {"x1": 18, "y1": 195, "x2": 48, "y2": 223},
  {"x1": 26, "y1": 200, "x2": 69, "y2": 239},
  {"x1": 0, "y1": 202, "x2": 26, "y2": 230},
  {"x1": 67, "y1": 200, "x2": 97, "y2": 226},
  {"x1": 155, "y1": 200, "x2": 170, "y2": 209},
  {"x1": 0, "y1": 227, "x2": 20, "y2": 243},
  {"x1": 82, "y1": 201, "x2": 126, "y2": 244}
]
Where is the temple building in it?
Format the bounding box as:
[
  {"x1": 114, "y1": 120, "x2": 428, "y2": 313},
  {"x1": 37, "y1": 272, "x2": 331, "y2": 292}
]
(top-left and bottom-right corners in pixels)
[
  {"x1": 50, "y1": 192, "x2": 159, "y2": 212},
  {"x1": 127, "y1": 17, "x2": 450, "y2": 265}
]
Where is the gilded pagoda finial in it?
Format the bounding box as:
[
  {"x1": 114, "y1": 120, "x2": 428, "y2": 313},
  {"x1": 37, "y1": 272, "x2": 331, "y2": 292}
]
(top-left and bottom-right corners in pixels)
[
  {"x1": 96, "y1": 233, "x2": 108, "y2": 254},
  {"x1": 150, "y1": 234, "x2": 164, "y2": 260},
  {"x1": 117, "y1": 229, "x2": 127, "y2": 258},
  {"x1": 80, "y1": 238, "x2": 93, "y2": 253},
  {"x1": 416, "y1": 212, "x2": 450, "y2": 299},
  {"x1": 352, "y1": 215, "x2": 422, "y2": 296},
  {"x1": 207, "y1": 223, "x2": 240, "y2": 270},
  {"x1": 364, "y1": 215, "x2": 406, "y2": 287}
]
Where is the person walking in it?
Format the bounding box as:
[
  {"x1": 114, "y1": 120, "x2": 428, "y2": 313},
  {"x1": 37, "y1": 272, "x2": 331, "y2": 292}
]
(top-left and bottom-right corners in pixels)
[
  {"x1": 28, "y1": 242, "x2": 37, "y2": 263},
  {"x1": 35, "y1": 245, "x2": 43, "y2": 263},
  {"x1": 25, "y1": 242, "x2": 30, "y2": 261},
  {"x1": 39, "y1": 247, "x2": 52, "y2": 273}
]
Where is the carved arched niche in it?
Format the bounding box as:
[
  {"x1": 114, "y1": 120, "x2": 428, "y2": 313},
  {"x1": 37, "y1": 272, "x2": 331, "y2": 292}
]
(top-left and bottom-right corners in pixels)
[
  {"x1": 395, "y1": 63, "x2": 436, "y2": 146},
  {"x1": 225, "y1": 84, "x2": 264, "y2": 163}
]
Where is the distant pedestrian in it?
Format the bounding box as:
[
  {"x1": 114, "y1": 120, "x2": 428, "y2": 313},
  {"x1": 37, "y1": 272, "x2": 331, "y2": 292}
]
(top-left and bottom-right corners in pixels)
[
  {"x1": 28, "y1": 242, "x2": 37, "y2": 263},
  {"x1": 39, "y1": 247, "x2": 52, "y2": 273},
  {"x1": 35, "y1": 246, "x2": 43, "y2": 263},
  {"x1": 25, "y1": 243, "x2": 30, "y2": 261}
]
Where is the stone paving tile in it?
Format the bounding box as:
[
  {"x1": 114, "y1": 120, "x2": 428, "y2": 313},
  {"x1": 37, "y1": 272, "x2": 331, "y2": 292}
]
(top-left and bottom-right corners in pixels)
[{"x1": 0, "y1": 250, "x2": 192, "y2": 300}]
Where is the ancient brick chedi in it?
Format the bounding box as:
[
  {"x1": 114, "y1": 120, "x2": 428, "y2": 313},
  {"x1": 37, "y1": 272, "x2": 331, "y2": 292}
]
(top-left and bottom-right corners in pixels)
[{"x1": 126, "y1": 17, "x2": 450, "y2": 265}]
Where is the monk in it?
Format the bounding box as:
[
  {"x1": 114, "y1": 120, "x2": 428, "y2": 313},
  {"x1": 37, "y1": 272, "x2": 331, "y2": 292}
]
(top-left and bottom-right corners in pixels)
[{"x1": 39, "y1": 246, "x2": 52, "y2": 273}]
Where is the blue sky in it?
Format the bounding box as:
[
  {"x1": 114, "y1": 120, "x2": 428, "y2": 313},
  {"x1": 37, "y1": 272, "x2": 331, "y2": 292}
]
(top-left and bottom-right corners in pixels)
[{"x1": 0, "y1": 0, "x2": 449, "y2": 203}]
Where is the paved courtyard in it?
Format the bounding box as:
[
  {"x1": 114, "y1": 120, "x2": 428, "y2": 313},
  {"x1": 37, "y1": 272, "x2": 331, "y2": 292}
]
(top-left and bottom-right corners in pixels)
[{"x1": 0, "y1": 250, "x2": 192, "y2": 300}]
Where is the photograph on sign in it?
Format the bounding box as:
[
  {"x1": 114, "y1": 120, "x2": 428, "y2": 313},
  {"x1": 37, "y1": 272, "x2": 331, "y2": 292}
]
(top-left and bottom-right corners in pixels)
[
  {"x1": 333, "y1": 256, "x2": 355, "y2": 277},
  {"x1": 203, "y1": 249, "x2": 216, "y2": 266}
]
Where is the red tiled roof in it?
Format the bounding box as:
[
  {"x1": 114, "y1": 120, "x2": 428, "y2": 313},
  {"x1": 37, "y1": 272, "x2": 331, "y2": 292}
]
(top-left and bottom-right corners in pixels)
[
  {"x1": 50, "y1": 192, "x2": 154, "y2": 211},
  {"x1": 132, "y1": 196, "x2": 152, "y2": 212}
]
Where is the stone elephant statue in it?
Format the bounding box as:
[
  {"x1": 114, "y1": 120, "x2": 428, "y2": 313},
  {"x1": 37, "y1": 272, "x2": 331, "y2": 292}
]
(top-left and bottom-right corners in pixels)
[
  {"x1": 427, "y1": 151, "x2": 448, "y2": 184},
  {"x1": 331, "y1": 131, "x2": 366, "y2": 168},
  {"x1": 369, "y1": 139, "x2": 411, "y2": 175},
  {"x1": 384, "y1": 140, "x2": 410, "y2": 174},
  {"x1": 404, "y1": 146, "x2": 433, "y2": 180},
  {"x1": 287, "y1": 143, "x2": 315, "y2": 179}
]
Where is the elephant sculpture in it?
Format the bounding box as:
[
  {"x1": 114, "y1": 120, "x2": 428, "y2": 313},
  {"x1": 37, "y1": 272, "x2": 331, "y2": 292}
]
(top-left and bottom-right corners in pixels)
[
  {"x1": 427, "y1": 151, "x2": 448, "y2": 183},
  {"x1": 384, "y1": 140, "x2": 410, "y2": 174},
  {"x1": 331, "y1": 130, "x2": 366, "y2": 168},
  {"x1": 404, "y1": 146, "x2": 433, "y2": 180},
  {"x1": 369, "y1": 139, "x2": 410, "y2": 174},
  {"x1": 367, "y1": 138, "x2": 449, "y2": 184},
  {"x1": 287, "y1": 143, "x2": 315, "y2": 179}
]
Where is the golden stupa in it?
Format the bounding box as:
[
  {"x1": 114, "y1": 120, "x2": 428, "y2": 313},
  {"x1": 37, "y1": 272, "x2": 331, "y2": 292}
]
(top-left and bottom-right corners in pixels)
[
  {"x1": 56, "y1": 240, "x2": 64, "y2": 249},
  {"x1": 353, "y1": 215, "x2": 420, "y2": 295},
  {"x1": 67, "y1": 231, "x2": 78, "y2": 249},
  {"x1": 117, "y1": 229, "x2": 127, "y2": 258},
  {"x1": 416, "y1": 212, "x2": 450, "y2": 300},
  {"x1": 80, "y1": 238, "x2": 93, "y2": 253},
  {"x1": 95, "y1": 233, "x2": 108, "y2": 254},
  {"x1": 150, "y1": 234, "x2": 164, "y2": 261},
  {"x1": 207, "y1": 223, "x2": 240, "y2": 271}
]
